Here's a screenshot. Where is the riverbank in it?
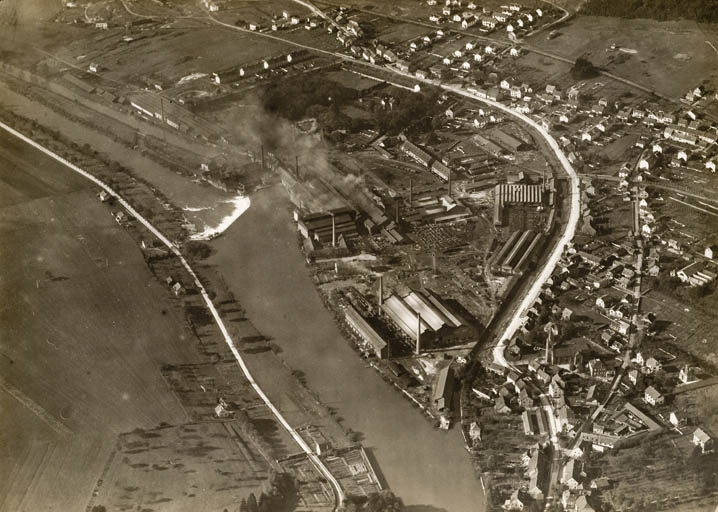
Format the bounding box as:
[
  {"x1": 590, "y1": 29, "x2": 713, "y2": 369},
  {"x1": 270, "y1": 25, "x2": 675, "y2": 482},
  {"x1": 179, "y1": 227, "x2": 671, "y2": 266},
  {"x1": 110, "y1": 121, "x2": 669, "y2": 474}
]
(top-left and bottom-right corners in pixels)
[{"x1": 207, "y1": 183, "x2": 487, "y2": 512}]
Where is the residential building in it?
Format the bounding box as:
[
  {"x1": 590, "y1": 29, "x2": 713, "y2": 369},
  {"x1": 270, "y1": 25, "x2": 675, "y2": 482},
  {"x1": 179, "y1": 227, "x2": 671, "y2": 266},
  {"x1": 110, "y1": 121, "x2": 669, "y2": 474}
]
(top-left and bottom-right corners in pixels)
[
  {"x1": 693, "y1": 428, "x2": 714, "y2": 454},
  {"x1": 644, "y1": 385, "x2": 664, "y2": 406}
]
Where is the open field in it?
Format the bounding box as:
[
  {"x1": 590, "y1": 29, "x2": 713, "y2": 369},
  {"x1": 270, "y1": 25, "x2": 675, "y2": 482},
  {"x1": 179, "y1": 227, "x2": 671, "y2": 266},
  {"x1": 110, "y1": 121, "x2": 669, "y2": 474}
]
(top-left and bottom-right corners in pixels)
[
  {"x1": 674, "y1": 382, "x2": 718, "y2": 434},
  {"x1": 599, "y1": 430, "x2": 718, "y2": 511},
  {"x1": 0, "y1": 0, "x2": 62, "y2": 26},
  {"x1": 0, "y1": 129, "x2": 203, "y2": 511},
  {"x1": 64, "y1": 25, "x2": 294, "y2": 86},
  {"x1": 92, "y1": 422, "x2": 271, "y2": 512},
  {"x1": 643, "y1": 290, "x2": 718, "y2": 368},
  {"x1": 530, "y1": 15, "x2": 718, "y2": 98}
]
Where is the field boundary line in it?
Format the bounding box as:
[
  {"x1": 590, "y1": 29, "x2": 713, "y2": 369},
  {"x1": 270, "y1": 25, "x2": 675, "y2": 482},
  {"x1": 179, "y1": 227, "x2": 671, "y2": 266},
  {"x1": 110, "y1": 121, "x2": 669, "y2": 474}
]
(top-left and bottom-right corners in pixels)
[
  {"x1": 0, "y1": 120, "x2": 345, "y2": 510},
  {"x1": 0, "y1": 375, "x2": 73, "y2": 436}
]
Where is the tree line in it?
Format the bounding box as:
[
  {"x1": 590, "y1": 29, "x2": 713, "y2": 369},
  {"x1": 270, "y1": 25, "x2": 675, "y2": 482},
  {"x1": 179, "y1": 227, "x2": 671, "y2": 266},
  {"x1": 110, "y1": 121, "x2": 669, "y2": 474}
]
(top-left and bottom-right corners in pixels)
[{"x1": 581, "y1": 0, "x2": 718, "y2": 22}]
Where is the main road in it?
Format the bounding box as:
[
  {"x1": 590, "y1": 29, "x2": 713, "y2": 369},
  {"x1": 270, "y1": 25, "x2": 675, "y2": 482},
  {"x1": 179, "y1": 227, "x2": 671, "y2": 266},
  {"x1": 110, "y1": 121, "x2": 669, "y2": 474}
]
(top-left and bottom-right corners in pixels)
[{"x1": 0, "y1": 120, "x2": 346, "y2": 510}]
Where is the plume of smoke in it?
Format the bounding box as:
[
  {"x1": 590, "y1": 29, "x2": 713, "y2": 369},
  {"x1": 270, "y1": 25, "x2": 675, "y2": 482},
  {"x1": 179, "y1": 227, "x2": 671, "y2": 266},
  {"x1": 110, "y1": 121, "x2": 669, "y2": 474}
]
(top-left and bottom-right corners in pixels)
[{"x1": 228, "y1": 94, "x2": 380, "y2": 215}]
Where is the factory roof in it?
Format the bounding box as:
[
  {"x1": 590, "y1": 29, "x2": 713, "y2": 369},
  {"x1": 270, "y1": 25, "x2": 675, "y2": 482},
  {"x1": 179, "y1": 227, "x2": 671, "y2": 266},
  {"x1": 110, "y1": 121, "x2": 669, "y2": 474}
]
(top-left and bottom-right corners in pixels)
[
  {"x1": 344, "y1": 305, "x2": 387, "y2": 356},
  {"x1": 404, "y1": 291, "x2": 447, "y2": 331},
  {"x1": 433, "y1": 363, "x2": 454, "y2": 404},
  {"x1": 422, "y1": 289, "x2": 463, "y2": 328},
  {"x1": 382, "y1": 295, "x2": 429, "y2": 339},
  {"x1": 491, "y1": 129, "x2": 524, "y2": 151}
]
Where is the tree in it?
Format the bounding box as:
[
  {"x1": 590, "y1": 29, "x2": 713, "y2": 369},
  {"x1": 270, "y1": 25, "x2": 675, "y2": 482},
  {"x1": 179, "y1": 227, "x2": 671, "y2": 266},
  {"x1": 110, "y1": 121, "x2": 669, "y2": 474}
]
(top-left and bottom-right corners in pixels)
[
  {"x1": 344, "y1": 491, "x2": 405, "y2": 511},
  {"x1": 571, "y1": 57, "x2": 600, "y2": 80},
  {"x1": 246, "y1": 493, "x2": 259, "y2": 512}
]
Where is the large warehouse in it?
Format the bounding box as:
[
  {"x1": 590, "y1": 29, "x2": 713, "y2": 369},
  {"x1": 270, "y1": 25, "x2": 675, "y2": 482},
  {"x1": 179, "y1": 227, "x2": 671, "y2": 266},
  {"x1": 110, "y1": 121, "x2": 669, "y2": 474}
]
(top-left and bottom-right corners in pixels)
[
  {"x1": 344, "y1": 304, "x2": 388, "y2": 359},
  {"x1": 380, "y1": 289, "x2": 465, "y2": 349},
  {"x1": 297, "y1": 207, "x2": 358, "y2": 246}
]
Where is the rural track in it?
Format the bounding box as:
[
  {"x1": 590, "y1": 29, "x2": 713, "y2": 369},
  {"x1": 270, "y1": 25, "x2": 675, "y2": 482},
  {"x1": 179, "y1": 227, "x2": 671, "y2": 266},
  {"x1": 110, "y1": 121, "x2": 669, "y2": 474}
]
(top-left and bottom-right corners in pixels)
[{"x1": 0, "y1": 120, "x2": 346, "y2": 511}]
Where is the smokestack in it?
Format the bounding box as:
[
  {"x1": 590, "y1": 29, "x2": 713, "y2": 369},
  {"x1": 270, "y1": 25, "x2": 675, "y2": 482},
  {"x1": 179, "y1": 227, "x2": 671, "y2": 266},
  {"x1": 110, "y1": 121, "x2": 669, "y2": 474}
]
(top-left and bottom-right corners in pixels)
[
  {"x1": 415, "y1": 313, "x2": 422, "y2": 355},
  {"x1": 448, "y1": 168, "x2": 452, "y2": 198},
  {"x1": 545, "y1": 335, "x2": 550, "y2": 364},
  {"x1": 395, "y1": 201, "x2": 400, "y2": 224},
  {"x1": 378, "y1": 275, "x2": 383, "y2": 306},
  {"x1": 295, "y1": 155, "x2": 299, "y2": 180},
  {"x1": 409, "y1": 178, "x2": 413, "y2": 205},
  {"x1": 331, "y1": 214, "x2": 336, "y2": 248},
  {"x1": 261, "y1": 143, "x2": 265, "y2": 171}
]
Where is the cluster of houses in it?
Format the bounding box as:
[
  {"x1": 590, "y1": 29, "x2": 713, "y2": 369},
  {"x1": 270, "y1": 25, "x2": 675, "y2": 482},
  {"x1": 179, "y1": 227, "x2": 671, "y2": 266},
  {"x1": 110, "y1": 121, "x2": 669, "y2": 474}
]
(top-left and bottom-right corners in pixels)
[{"x1": 425, "y1": 0, "x2": 545, "y2": 37}]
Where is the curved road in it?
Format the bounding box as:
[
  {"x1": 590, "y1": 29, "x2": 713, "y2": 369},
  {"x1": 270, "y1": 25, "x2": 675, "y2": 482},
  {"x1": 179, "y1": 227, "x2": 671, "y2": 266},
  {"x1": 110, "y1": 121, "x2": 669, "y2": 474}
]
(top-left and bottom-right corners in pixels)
[
  {"x1": 0, "y1": 120, "x2": 346, "y2": 510},
  {"x1": 431, "y1": 85, "x2": 581, "y2": 367}
]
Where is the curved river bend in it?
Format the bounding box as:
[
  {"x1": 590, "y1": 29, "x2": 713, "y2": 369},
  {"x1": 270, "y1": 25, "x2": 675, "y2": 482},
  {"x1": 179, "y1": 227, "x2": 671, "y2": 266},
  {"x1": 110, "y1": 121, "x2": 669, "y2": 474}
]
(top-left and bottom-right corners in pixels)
[{"x1": 208, "y1": 185, "x2": 485, "y2": 512}]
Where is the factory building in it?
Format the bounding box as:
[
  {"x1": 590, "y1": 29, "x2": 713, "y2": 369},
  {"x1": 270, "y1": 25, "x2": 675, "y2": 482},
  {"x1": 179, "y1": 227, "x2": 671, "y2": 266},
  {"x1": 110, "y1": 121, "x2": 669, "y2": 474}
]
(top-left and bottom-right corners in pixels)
[
  {"x1": 380, "y1": 289, "x2": 464, "y2": 346},
  {"x1": 344, "y1": 304, "x2": 388, "y2": 359},
  {"x1": 493, "y1": 183, "x2": 545, "y2": 226},
  {"x1": 495, "y1": 183, "x2": 544, "y2": 205},
  {"x1": 490, "y1": 129, "x2": 526, "y2": 152},
  {"x1": 399, "y1": 139, "x2": 433, "y2": 167},
  {"x1": 381, "y1": 295, "x2": 430, "y2": 341},
  {"x1": 398, "y1": 136, "x2": 459, "y2": 185},
  {"x1": 297, "y1": 207, "x2": 358, "y2": 246},
  {"x1": 433, "y1": 364, "x2": 455, "y2": 411},
  {"x1": 128, "y1": 91, "x2": 214, "y2": 134},
  {"x1": 404, "y1": 192, "x2": 472, "y2": 225},
  {"x1": 491, "y1": 230, "x2": 543, "y2": 274}
]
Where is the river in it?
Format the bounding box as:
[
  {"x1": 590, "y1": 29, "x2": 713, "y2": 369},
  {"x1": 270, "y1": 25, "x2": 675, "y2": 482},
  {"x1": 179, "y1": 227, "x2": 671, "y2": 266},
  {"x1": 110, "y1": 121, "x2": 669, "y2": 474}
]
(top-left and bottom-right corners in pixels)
[{"x1": 208, "y1": 184, "x2": 486, "y2": 512}]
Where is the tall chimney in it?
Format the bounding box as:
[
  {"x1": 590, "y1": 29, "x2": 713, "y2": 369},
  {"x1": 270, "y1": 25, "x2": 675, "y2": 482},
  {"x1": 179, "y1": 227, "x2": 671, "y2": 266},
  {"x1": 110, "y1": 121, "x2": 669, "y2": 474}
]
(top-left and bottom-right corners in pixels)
[
  {"x1": 409, "y1": 178, "x2": 413, "y2": 205},
  {"x1": 261, "y1": 143, "x2": 265, "y2": 171},
  {"x1": 295, "y1": 155, "x2": 299, "y2": 180},
  {"x1": 331, "y1": 214, "x2": 336, "y2": 248},
  {"x1": 448, "y1": 168, "x2": 452, "y2": 198},
  {"x1": 395, "y1": 201, "x2": 400, "y2": 224},
  {"x1": 378, "y1": 275, "x2": 383, "y2": 306},
  {"x1": 545, "y1": 334, "x2": 550, "y2": 364},
  {"x1": 415, "y1": 313, "x2": 422, "y2": 355}
]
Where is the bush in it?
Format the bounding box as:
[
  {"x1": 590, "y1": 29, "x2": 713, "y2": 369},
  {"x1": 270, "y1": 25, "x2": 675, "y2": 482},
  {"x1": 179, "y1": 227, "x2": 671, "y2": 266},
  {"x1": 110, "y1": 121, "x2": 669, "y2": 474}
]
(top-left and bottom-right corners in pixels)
[{"x1": 184, "y1": 241, "x2": 213, "y2": 260}]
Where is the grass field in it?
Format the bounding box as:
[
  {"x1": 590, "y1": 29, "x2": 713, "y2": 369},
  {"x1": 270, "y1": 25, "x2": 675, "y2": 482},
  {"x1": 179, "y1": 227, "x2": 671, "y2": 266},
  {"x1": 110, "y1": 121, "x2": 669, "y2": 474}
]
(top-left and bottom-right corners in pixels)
[
  {"x1": 600, "y1": 430, "x2": 718, "y2": 511},
  {"x1": 530, "y1": 15, "x2": 718, "y2": 98},
  {"x1": 0, "y1": 130, "x2": 203, "y2": 511},
  {"x1": 56, "y1": 24, "x2": 295, "y2": 87},
  {"x1": 91, "y1": 422, "x2": 271, "y2": 512},
  {"x1": 643, "y1": 290, "x2": 718, "y2": 368}
]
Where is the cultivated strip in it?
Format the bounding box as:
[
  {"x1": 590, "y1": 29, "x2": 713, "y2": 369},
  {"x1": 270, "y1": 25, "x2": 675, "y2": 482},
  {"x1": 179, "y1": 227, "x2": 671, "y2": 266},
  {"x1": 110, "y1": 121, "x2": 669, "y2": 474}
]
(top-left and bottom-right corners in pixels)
[{"x1": 0, "y1": 120, "x2": 345, "y2": 509}]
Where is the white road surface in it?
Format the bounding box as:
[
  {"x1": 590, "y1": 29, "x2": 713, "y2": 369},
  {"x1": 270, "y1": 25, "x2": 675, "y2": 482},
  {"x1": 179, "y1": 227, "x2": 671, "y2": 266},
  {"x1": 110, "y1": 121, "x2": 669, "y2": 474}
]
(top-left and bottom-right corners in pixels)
[{"x1": 0, "y1": 120, "x2": 346, "y2": 510}]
